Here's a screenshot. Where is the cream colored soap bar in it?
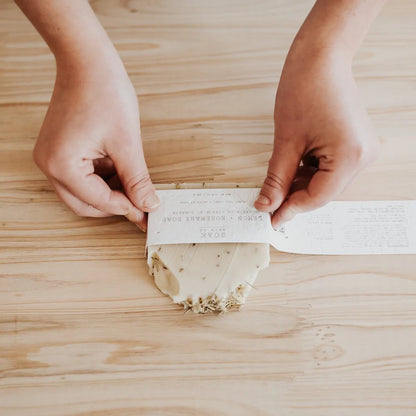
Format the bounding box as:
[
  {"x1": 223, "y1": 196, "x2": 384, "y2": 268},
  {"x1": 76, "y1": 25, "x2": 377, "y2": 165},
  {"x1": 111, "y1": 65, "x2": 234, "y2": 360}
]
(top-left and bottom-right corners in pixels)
[{"x1": 147, "y1": 243, "x2": 270, "y2": 313}]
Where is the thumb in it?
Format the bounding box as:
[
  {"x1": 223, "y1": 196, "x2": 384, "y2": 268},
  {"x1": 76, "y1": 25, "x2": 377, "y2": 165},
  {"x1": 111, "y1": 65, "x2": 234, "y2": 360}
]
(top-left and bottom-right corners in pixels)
[
  {"x1": 110, "y1": 142, "x2": 160, "y2": 212},
  {"x1": 271, "y1": 164, "x2": 353, "y2": 227},
  {"x1": 255, "y1": 144, "x2": 301, "y2": 213}
]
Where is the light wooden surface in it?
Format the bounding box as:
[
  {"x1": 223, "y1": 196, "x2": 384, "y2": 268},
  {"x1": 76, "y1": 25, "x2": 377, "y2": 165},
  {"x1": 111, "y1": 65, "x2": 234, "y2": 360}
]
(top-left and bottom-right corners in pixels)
[{"x1": 1, "y1": 1, "x2": 416, "y2": 415}]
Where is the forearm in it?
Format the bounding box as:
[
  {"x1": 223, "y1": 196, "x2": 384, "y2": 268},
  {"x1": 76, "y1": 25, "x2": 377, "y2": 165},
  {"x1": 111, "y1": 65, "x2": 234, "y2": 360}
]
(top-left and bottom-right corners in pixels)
[
  {"x1": 14, "y1": 0, "x2": 121, "y2": 73},
  {"x1": 293, "y1": 0, "x2": 387, "y2": 61}
]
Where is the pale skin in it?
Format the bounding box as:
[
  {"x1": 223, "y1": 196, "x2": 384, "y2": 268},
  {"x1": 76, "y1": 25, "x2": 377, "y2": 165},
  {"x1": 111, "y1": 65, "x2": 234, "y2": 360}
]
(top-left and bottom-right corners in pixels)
[
  {"x1": 254, "y1": 0, "x2": 386, "y2": 227},
  {"x1": 15, "y1": 0, "x2": 387, "y2": 229}
]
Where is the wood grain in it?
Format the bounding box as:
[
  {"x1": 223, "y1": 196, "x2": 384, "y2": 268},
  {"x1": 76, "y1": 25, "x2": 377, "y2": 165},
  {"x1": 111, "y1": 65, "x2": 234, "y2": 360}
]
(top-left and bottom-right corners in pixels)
[{"x1": 1, "y1": 0, "x2": 416, "y2": 415}]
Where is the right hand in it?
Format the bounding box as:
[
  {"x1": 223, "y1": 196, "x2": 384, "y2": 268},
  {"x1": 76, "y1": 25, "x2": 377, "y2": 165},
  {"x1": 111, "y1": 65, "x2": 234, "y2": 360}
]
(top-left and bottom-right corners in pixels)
[
  {"x1": 255, "y1": 44, "x2": 379, "y2": 227},
  {"x1": 33, "y1": 51, "x2": 158, "y2": 231}
]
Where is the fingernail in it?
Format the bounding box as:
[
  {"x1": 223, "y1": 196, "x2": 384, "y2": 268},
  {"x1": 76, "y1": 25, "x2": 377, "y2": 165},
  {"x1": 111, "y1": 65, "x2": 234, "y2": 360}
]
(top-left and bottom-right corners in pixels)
[
  {"x1": 271, "y1": 206, "x2": 296, "y2": 229},
  {"x1": 276, "y1": 211, "x2": 296, "y2": 226},
  {"x1": 125, "y1": 207, "x2": 144, "y2": 225},
  {"x1": 143, "y1": 193, "x2": 160, "y2": 210},
  {"x1": 271, "y1": 219, "x2": 282, "y2": 230},
  {"x1": 136, "y1": 224, "x2": 146, "y2": 233},
  {"x1": 256, "y1": 194, "x2": 271, "y2": 206},
  {"x1": 271, "y1": 218, "x2": 283, "y2": 230}
]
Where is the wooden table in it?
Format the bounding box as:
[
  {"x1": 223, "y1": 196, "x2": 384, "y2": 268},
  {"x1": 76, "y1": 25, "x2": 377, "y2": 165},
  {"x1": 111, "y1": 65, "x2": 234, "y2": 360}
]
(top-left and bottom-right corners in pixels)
[{"x1": 1, "y1": 1, "x2": 416, "y2": 414}]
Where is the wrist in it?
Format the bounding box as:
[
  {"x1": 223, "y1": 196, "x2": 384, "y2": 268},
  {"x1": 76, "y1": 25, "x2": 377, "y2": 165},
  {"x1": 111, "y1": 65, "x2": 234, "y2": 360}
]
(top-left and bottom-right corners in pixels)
[
  {"x1": 53, "y1": 26, "x2": 129, "y2": 91},
  {"x1": 290, "y1": 0, "x2": 387, "y2": 65},
  {"x1": 55, "y1": 40, "x2": 125, "y2": 83},
  {"x1": 290, "y1": 11, "x2": 359, "y2": 66},
  {"x1": 285, "y1": 30, "x2": 354, "y2": 76},
  {"x1": 16, "y1": 0, "x2": 126, "y2": 83},
  {"x1": 52, "y1": 13, "x2": 123, "y2": 76}
]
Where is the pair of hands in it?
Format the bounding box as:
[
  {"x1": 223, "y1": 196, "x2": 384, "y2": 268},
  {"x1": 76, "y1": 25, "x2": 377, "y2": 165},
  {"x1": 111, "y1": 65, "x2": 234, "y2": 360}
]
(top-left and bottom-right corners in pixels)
[{"x1": 34, "y1": 41, "x2": 379, "y2": 230}]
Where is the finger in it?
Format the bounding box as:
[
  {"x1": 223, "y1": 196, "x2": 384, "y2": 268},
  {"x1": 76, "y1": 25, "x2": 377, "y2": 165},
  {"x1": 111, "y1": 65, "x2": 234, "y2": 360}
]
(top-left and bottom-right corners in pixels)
[
  {"x1": 51, "y1": 179, "x2": 111, "y2": 218},
  {"x1": 125, "y1": 207, "x2": 146, "y2": 231},
  {"x1": 93, "y1": 157, "x2": 116, "y2": 179},
  {"x1": 255, "y1": 143, "x2": 302, "y2": 213},
  {"x1": 302, "y1": 154, "x2": 320, "y2": 169},
  {"x1": 290, "y1": 164, "x2": 318, "y2": 194},
  {"x1": 109, "y1": 139, "x2": 160, "y2": 212},
  {"x1": 107, "y1": 173, "x2": 123, "y2": 190},
  {"x1": 271, "y1": 164, "x2": 354, "y2": 228},
  {"x1": 55, "y1": 158, "x2": 146, "y2": 220},
  {"x1": 128, "y1": 211, "x2": 148, "y2": 233},
  {"x1": 53, "y1": 176, "x2": 146, "y2": 229}
]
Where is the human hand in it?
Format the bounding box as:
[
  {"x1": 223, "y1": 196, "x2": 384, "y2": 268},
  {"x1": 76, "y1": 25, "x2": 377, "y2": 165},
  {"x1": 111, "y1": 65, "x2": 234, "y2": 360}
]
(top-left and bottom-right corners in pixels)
[
  {"x1": 255, "y1": 44, "x2": 379, "y2": 228},
  {"x1": 33, "y1": 51, "x2": 158, "y2": 231}
]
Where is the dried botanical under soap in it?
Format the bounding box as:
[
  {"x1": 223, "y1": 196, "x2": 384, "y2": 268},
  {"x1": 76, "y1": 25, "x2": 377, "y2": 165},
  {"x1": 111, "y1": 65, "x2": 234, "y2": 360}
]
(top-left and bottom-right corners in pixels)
[{"x1": 147, "y1": 243, "x2": 270, "y2": 313}]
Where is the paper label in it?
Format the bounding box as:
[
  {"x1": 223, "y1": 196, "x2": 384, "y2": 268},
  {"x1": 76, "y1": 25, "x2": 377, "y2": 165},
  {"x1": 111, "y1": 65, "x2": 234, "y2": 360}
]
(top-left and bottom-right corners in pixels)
[{"x1": 146, "y1": 188, "x2": 416, "y2": 255}]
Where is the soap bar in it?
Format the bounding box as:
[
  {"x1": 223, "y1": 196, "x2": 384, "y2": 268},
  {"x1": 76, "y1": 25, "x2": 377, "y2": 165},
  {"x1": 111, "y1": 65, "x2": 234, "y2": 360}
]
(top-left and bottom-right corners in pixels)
[{"x1": 147, "y1": 243, "x2": 270, "y2": 313}]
